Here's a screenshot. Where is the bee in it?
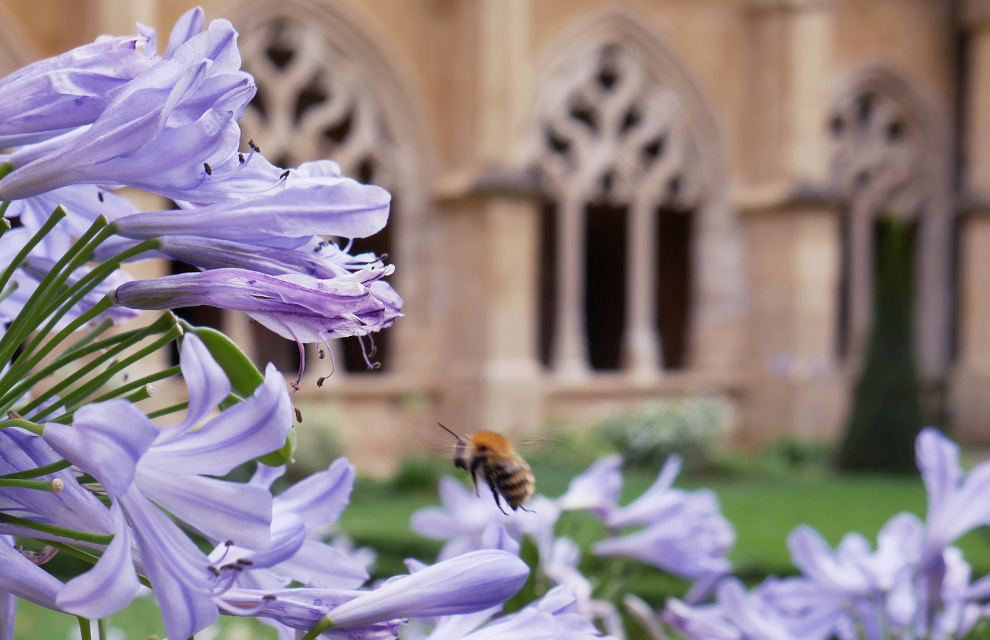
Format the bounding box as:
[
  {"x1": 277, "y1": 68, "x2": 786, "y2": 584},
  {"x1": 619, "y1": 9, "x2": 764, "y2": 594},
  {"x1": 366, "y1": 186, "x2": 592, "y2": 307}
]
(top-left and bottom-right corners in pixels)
[{"x1": 437, "y1": 422, "x2": 535, "y2": 514}]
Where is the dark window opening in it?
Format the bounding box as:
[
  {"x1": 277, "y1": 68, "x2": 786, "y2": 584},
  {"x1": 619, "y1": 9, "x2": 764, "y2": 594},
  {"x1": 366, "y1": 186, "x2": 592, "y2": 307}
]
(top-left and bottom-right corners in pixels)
[
  {"x1": 585, "y1": 202, "x2": 627, "y2": 370},
  {"x1": 656, "y1": 208, "x2": 694, "y2": 370},
  {"x1": 538, "y1": 202, "x2": 558, "y2": 368},
  {"x1": 836, "y1": 209, "x2": 852, "y2": 360}
]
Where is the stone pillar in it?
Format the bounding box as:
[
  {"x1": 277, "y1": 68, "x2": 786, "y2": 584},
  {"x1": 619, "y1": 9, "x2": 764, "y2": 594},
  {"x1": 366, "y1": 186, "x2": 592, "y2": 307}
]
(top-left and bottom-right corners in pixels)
[
  {"x1": 952, "y1": 0, "x2": 990, "y2": 443},
  {"x1": 738, "y1": 0, "x2": 845, "y2": 443},
  {"x1": 622, "y1": 197, "x2": 661, "y2": 380},
  {"x1": 435, "y1": 0, "x2": 543, "y2": 437}
]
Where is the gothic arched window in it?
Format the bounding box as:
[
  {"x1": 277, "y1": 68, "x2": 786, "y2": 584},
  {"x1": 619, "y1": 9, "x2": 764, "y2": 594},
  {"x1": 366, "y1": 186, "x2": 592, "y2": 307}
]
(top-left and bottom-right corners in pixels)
[
  {"x1": 533, "y1": 42, "x2": 703, "y2": 378},
  {"x1": 827, "y1": 66, "x2": 952, "y2": 378}
]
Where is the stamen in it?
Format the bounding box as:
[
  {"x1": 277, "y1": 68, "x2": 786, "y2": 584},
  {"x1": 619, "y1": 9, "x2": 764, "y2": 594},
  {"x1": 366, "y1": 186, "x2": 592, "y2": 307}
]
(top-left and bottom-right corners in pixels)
[
  {"x1": 204, "y1": 162, "x2": 213, "y2": 175},
  {"x1": 97, "y1": 191, "x2": 104, "y2": 203},
  {"x1": 238, "y1": 153, "x2": 245, "y2": 164},
  {"x1": 294, "y1": 407, "x2": 303, "y2": 423},
  {"x1": 279, "y1": 170, "x2": 290, "y2": 180},
  {"x1": 248, "y1": 139, "x2": 261, "y2": 152}
]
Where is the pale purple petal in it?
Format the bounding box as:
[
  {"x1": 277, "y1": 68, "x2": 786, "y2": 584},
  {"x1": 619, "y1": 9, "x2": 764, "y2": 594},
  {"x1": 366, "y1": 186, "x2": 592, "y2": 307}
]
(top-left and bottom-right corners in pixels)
[
  {"x1": 163, "y1": 7, "x2": 205, "y2": 58},
  {"x1": 114, "y1": 174, "x2": 392, "y2": 243},
  {"x1": 0, "y1": 429, "x2": 113, "y2": 537},
  {"x1": 274, "y1": 540, "x2": 369, "y2": 589},
  {"x1": 137, "y1": 467, "x2": 272, "y2": 550},
  {"x1": 171, "y1": 333, "x2": 231, "y2": 433},
  {"x1": 143, "y1": 363, "x2": 292, "y2": 475},
  {"x1": 43, "y1": 400, "x2": 158, "y2": 495},
  {"x1": 275, "y1": 458, "x2": 354, "y2": 526},
  {"x1": 328, "y1": 550, "x2": 529, "y2": 627},
  {"x1": 0, "y1": 536, "x2": 63, "y2": 610},
  {"x1": 112, "y1": 268, "x2": 401, "y2": 344},
  {"x1": 606, "y1": 454, "x2": 684, "y2": 528},
  {"x1": 119, "y1": 486, "x2": 218, "y2": 640},
  {"x1": 558, "y1": 454, "x2": 623, "y2": 518},
  {"x1": 0, "y1": 36, "x2": 154, "y2": 146},
  {"x1": 56, "y1": 503, "x2": 139, "y2": 619},
  {"x1": 787, "y1": 526, "x2": 871, "y2": 594}
]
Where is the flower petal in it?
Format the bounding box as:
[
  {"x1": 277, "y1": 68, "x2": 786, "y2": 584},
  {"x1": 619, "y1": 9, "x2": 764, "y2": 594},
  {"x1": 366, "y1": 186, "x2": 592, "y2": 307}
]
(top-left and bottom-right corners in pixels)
[
  {"x1": 328, "y1": 550, "x2": 529, "y2": 627},
  {"x1": 56, "y1": 503, "x2": 140, "y2": 619}
]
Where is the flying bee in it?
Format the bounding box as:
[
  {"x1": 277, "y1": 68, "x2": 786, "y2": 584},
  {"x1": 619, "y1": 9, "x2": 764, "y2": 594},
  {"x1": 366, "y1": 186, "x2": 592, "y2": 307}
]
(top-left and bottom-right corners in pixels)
[{"x1": 437, "y1": 422, "x2": 535, "y2": 514}]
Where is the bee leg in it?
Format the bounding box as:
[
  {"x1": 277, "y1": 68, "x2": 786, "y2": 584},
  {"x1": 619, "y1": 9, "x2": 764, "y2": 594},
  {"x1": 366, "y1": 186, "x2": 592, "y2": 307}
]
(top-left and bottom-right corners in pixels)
[
  {"x1": 483, "y1": 467, "x2": 509, "y2": 515},
  {"x1": 469, "y1": 459, "x2": 484, "y2": 497},
  {"x1": 518, "y1": 504, "x2": 535, "y2": 514}
]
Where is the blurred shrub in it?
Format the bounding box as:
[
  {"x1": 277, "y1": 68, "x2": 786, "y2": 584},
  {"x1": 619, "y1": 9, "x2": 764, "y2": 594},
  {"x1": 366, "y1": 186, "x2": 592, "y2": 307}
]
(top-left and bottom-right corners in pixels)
[
  {"x1": 594, "y1": 397, "x2": 733, "y2": 471},
  {"x1": 389, "y1": 455, "x2": 447, "y2": 493}
]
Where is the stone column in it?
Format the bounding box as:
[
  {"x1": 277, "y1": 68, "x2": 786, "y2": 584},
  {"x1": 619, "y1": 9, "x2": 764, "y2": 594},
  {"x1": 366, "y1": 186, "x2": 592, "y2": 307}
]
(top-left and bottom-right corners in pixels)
[
  {"x1": 738, "y1": 0, "x2": 845, "y2": 443},
  {"x1": 622, "y1": 196, "x2": 661, "y2": 379},
  {"x1": 952, "y1": 0, "x2": 990, "y2": 442},
  {"x1": 435, "y1": 0, "x2": 544, "y2": 437}
]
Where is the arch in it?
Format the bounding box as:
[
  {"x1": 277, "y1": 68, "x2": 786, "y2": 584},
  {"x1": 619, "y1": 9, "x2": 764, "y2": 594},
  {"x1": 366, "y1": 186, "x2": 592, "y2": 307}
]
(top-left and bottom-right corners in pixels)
[
  {"x1": 523, "y1": 4, "x2": 742, "y2": 379},
  {"x1": 827, "y1": 59, "x2": 953, "y2": 379},
  {"x1": 219, "y1": 0, "x2": 436, "y2": 376}
]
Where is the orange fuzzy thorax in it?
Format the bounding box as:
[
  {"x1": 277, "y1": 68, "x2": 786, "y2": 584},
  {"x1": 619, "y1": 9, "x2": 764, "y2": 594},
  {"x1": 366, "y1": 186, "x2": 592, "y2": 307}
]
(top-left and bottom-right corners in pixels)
[{"x1": 469, "y1": 431, "x2": 514, "y2": 454}]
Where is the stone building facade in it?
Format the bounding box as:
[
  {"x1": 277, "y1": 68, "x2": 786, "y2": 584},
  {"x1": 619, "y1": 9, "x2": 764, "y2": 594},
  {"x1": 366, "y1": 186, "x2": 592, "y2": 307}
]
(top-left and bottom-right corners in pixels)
[{"x1": 1, "y1": 0, "x2": 987, "y2": 473}]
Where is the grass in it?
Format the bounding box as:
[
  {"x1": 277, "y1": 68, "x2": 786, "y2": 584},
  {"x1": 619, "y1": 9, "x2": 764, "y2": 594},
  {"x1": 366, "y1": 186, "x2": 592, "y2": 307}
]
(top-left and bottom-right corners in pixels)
[{"x1": 16, "y1": 448, "x2": 990, "y2": 637}]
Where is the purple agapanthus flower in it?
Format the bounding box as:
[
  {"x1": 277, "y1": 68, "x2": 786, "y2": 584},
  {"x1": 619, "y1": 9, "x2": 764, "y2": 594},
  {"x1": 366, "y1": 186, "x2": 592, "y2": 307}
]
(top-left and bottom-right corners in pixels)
[
  {"x1": 217, "y1": 550, "x2": 529, "y2": 638},
  {"x1": 211, "y1": 458, "x2": 369, "y2": 594},
  {"x1": 0, "y1": 32, "x2": 155, "y2": 147},
  {"x1": 110, "y1": 266, "x2": 401, "y2": 348},
  {"x1": 112, "y1": 159, "x2": 391, "y2": 244},
  {"x1": 558, "y1": 454, "x2": 623, "y2": 520},
  {"x1": 0, "y1": 8, "x2": 254, "y2": 202},
  {"x1": 41, "y1": 333, "x2": 292, "y2": 640},
  {"x1": 593, "y1": 454, "x2": 734, "y2": 595}
]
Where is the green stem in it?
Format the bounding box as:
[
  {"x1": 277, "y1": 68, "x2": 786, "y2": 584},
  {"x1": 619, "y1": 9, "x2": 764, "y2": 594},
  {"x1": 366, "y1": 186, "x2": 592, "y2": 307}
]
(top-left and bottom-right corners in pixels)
[
  {"x1": 97, "y1": 618, "x2": 107, "y2": 640},
  {"x1": 0, "y1": 298, "x2": 113, "y2": 407},
  {"x1": 0, "y1": 319, "x2": 155, "y2": 412},
  {"x1": 61, "y1": 318, "x2": 114, "y2": 357},
  {"x1": 0, "y1": 478, "x2": 63, "y2": 491},
  {"x1": 28, "y1": 322, "x2": 182, "y2": 421},
  {"x1": 89, "y1": 366, "x2": 180, "y2": 404},
  {"x1": 77, "y1": 617, "x2": 92, "y2": 640},
  {"x1": 300, "y1": 616, "x2": 335, "y2": 640},
  {"x1": 0, "y1": 418, "x2": 44, "y2": 435},
  {"x1": 0, "y1": 459, "x2": 71, "y2": 479},
  {"x1": 146, "y1": 402, "x2": 188, "y2": 419},
  {"x1": 0, "y1": 212, "x2": 105, "y2": 368},
  {"x1": 0, "y1": 511, "x2": 113, "y2": 545},
  {"x1": 0, "y1": 205, "x2": 67, "y2": 301}
]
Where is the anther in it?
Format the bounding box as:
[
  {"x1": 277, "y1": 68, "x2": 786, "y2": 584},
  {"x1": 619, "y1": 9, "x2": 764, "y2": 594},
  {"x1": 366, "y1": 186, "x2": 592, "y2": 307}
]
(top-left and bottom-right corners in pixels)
[
  {"x1": 208, "y1": 565, "x2": 221, "y2": 577},
  {"x1": 249, "y1": 139, "x2": 260, "y2": 152},
  {"x1": 279, "y1": 170, "x2": 290, "y2": 180},
  {"x1": 317, "y1": 376, "x2": 326, "y2": 387},
  {"x1": 238, "y1": 153, "x2": 245, "y2": 164},
  {"x1": 97, "y1": 191, "x2": 104, "y2": 203},
  {"x1": 295, "y1": 407, "x2": 303, "y2": 423},
  {"x1": 204, "y1": 162, "x2": 213, "y2": 175}
]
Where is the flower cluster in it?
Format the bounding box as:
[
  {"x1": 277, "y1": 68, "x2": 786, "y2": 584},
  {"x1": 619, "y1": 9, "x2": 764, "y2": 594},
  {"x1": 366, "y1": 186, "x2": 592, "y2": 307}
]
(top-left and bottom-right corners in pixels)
[
  {"x1": 658, "y1": 428, "x2": 990, "y2": 640},
  {"x1": 0, "y1": 7, "x2": 401, "y2": 375},
  {"x1": 409, "y1": 450, "x2": 735, "y2": 638},
  {"x1": 0, "y1": 8, "x2": 529, "y2": 640}
]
